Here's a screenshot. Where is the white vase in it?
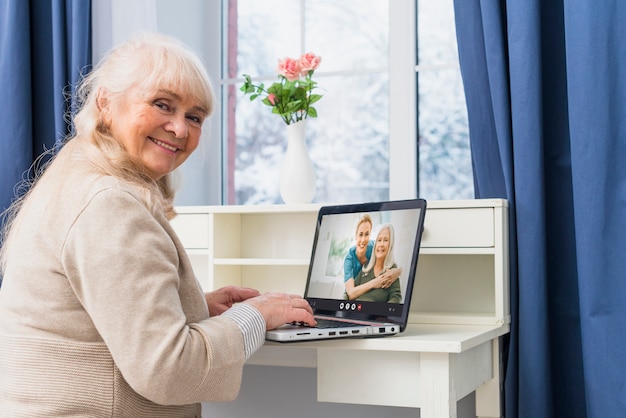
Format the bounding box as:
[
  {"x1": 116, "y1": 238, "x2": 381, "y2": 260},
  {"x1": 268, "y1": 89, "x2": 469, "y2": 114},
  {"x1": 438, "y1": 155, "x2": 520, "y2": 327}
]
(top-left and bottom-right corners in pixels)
[{"x1": 279, "y1": 119, "x2": 316, "y2": 204}]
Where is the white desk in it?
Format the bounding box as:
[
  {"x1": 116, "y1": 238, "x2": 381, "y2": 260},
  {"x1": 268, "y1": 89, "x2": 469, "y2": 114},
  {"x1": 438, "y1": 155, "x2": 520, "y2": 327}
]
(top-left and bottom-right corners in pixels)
[
  {"x1": 249, "y1": 324, "x2": 508, "y2": 418},
  {"x1": 171, "y1": 200, "x2": 510, "y2": 418}
]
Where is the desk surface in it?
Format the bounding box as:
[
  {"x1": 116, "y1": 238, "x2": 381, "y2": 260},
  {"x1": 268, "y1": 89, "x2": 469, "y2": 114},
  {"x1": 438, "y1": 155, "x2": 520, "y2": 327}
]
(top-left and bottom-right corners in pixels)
[{"x1": 249, "y1": 323, "x2": 510, "y2": 368}]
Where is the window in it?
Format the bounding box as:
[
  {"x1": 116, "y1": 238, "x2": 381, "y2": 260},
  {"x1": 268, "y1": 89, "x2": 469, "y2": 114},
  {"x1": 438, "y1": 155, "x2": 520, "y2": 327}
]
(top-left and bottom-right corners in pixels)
[{"x1": 221, "y1": 0, "x2": 471, "y2": 205}]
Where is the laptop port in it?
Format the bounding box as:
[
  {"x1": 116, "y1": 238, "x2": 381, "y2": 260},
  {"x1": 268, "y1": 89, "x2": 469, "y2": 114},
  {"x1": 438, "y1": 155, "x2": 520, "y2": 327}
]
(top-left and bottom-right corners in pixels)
[
  {"x1": 351, "y1": 330, "x2": 360, "y2": 334},
  {"x1": 339, "y1": 331, "x2": 348, "y2": 335},
  {"x1": 329, "y1": 331, "x2": 336, "y2": 336}
]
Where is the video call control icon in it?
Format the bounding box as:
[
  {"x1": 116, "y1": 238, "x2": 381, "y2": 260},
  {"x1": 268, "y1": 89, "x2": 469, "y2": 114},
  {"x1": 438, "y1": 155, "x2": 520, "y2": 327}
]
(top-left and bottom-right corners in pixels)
[{"x1": 339, "y1": 302, "x2": 360, "y2": 311}]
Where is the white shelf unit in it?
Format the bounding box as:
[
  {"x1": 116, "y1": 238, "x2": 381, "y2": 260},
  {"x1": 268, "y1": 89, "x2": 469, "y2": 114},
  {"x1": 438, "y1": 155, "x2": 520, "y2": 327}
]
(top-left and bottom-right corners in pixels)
[
  {"x1": 171, "y1": 204, "x2": 319, "y2": 296},
  {"x1": 171, "y1": 199, "x2": 509, "y2": 327},
  {"x1": 170, "y1": 199, "x2": 510, "y2": 418}
]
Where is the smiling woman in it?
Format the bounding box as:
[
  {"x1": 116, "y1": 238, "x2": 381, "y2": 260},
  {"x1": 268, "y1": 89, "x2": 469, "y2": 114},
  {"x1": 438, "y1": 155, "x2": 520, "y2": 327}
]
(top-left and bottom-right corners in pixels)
[
  {"x1": 97, "y1": 86, "x2": 207, "y2": 180},
  {"x1": 0, "y1": 33, "x2": 316, "y2": 417},
  {"x1": 72, "y1": 35, "x2": 215, "y2": 206}
]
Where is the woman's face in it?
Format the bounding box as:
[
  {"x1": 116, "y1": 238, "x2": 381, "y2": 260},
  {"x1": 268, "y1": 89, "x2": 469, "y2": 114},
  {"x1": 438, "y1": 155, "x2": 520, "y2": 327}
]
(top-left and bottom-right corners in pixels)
[
  {"x1": 355, "y1": 221, "x2": 372, "y2": 251},
  {"x1": 374, "y1": 227, "x2": 391, "y2": 259},
  {"x1": 104, "y1": 85, "x2": 208, "y2": 180}
]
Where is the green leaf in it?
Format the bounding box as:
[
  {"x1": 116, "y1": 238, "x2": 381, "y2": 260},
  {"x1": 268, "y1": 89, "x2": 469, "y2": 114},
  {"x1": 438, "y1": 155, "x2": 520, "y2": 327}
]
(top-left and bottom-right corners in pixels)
[
  {"x1": 285, "y1": 100, "x2": 303, "y2": 113},
  {"x1": 308, "y1": 107, "x2": 318, "y2": 118},
  {"x1": 293, "y1": 87, "x2": 307, "y2": 101},
  {"x1": 308, "y1": 94, "x2": 322, "y2": 105},
  {"x1": 261, "y1": 97, "x2": 276, "y2": 107},
  {"x1": 267, "y1": 84, "x2": 282, "y2": 95},
  {"x1": 272, "y1": 107, "x2": 287, "y2": 116}
]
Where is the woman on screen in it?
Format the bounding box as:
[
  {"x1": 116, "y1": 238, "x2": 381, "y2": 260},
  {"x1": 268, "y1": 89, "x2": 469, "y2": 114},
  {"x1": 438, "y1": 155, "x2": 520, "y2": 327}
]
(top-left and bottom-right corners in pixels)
[
  {"x1": 347, "y1": 224, "x2": 402, "y2": 303},
  {"x1": 343, "y1": 215, "x2": 401, "y2": 301}
]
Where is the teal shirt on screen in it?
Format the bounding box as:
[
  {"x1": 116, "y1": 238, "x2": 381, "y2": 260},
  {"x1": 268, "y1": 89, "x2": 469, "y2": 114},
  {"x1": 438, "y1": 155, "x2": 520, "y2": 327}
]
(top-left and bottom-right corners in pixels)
[{"x1": 343, "y1": 240, "x2": 374, "y2": 282}]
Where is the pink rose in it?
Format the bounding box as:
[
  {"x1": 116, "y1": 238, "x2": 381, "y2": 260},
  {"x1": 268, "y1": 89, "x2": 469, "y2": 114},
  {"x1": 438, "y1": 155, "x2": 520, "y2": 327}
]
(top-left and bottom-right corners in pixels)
[
  {"x1": 267, "y1": 93, "x2": 277, "y2": 105},
  {"x1": 299, "y1": 52, "x2": 321, "y2": 75},
  {"x1": 277, "y1": 57, "x2": 301, "y2": 81}
]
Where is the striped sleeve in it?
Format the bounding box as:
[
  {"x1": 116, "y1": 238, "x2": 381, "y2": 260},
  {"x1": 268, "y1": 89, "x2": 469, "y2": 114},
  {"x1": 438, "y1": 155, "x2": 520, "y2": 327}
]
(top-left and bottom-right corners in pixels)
[{"x1": 221, "y1": 304, "x2": 266, "y2": 359}]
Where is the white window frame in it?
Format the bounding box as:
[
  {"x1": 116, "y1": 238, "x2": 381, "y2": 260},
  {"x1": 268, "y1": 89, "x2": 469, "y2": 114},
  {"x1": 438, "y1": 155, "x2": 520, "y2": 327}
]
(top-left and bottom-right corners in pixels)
[{"x1": 388, "y1": 0, "x2": 418, "y2": 200}]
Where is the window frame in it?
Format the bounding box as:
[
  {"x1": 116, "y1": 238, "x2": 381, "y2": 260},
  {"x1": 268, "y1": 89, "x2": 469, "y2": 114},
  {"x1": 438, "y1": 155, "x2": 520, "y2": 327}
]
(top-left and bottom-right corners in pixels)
[{"x1": 388, "y1": 0, "x2": 418, "y2": 200}]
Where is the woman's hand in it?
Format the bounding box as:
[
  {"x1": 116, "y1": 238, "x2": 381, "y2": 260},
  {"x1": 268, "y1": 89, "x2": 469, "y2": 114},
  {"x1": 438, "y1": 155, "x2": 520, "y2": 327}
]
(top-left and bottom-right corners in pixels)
[
  {"x1": 243, "y1": 292, "x2": 317, "y2": 330},
  {"x1": 205, "y1": 286, "x2": 260, "y2": 316},
  {"x1": 378, "y1": 268, "x2": 401, "y2": 288}
]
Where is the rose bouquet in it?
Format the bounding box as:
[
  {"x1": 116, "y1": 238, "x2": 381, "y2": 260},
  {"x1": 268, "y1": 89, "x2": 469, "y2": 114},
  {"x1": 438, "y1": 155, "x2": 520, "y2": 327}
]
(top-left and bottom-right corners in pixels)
[{"x1": 241, "y1": 52, "x2": 323, "y2": 125}]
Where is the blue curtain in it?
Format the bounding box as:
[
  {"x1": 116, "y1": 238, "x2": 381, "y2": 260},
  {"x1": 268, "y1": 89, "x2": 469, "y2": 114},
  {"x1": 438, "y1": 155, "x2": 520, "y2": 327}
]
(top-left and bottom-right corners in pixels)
[
  {"x1": 453, "y1": 1, "x2": 626, "y2": 417},
  {"x1": 0, "y1": 0, "x2": 91, "y2": 287},
  {"x1": 0, "y1": 0, "x2": 91, "y2": 215}
]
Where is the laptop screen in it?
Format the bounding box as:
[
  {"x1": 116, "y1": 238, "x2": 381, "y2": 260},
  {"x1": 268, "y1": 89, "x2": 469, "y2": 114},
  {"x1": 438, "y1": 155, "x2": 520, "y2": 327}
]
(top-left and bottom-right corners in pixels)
[{"x1": 304, "y1": 199, "x2": 427, "y2": 329}]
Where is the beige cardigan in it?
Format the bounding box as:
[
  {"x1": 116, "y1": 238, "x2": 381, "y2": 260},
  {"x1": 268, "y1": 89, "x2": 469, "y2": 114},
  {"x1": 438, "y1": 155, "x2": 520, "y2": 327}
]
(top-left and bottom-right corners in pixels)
[{"x1": 0, "y1": 159, "x2": 251, "y2": 417}]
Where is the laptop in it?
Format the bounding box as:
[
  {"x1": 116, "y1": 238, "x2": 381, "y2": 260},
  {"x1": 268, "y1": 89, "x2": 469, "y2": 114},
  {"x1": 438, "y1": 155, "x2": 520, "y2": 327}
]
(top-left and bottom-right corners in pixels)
[{"x1": 266, "y1": 198, "x2": 427, "y2": 342}]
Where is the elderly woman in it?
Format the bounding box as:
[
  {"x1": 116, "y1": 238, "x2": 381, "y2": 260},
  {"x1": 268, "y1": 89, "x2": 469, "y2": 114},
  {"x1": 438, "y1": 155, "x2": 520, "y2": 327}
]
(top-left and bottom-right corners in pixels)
[
  {"x1": 343, "y1": 215, "x2": 402, "y2": 301},
  {"x1": 0, "y1": 34, "x2": 314, "y2": 417},
  {"x1": 350, "y1": 224, "x2": 402, "y2": 304}
]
